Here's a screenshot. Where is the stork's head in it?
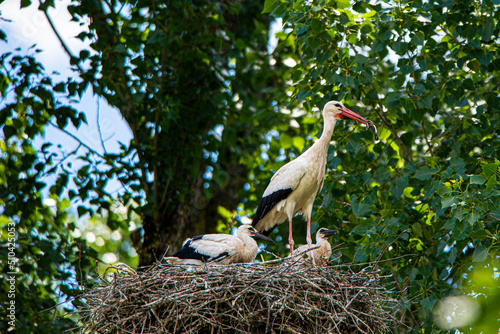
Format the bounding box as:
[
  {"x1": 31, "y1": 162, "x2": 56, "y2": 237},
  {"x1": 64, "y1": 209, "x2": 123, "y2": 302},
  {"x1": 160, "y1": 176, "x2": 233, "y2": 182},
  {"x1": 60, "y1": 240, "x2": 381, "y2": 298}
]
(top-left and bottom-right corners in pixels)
[
  {"x1": 323, "y1": 101, "x2": 369, "y2": 123},
  {"x1": 239, "y1": 225, "x2": 274, "y2": 243},
  {"x1": 323, "y1": 101, "x2": 379, "y2": 140},
  {"x1": 317, "y1": 228, "x2": 338, "y2": 240}
]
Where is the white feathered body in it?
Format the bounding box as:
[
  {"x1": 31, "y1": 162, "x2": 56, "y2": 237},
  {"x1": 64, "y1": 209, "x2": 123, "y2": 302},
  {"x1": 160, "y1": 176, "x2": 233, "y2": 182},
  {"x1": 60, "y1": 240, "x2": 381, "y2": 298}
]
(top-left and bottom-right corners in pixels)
[
  {"x1": 294, "y1": 228, "x2": 336, "y2": 266},
  {"x1": 252, "y1": 121, "x2": 334, "y2": 234},
  {"x1": 295, "y1": 237, "x2": 332, "y2": 266},
  {"x1": 166, "y1": 225, "x2": 266, "y2": 265}
]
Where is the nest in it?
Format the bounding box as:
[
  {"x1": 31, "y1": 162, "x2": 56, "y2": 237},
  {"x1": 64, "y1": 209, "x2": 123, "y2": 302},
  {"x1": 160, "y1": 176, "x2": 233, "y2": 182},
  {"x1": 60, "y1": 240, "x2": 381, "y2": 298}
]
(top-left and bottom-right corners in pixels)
[{"x1": 79, "y1": 257, "x2": 402, "y2": 334}]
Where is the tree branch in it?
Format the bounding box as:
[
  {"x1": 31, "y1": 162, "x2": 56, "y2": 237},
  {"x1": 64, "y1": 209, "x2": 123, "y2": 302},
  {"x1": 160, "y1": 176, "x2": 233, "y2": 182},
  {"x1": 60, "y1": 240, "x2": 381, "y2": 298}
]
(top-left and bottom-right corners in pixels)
[
  {"x1": 48, "y1": 121, "x2": 105, "y2": 159},
  {"x1": 96, "y1": 98, "x2": 108, "y2": 155},
  {"x1": 420, "y1": 119, "x2": 434, "y2": 156},
  {"x1": 372, "y1": 100, "x2": 414, "y2": 163},
  {"x1": 42, "y1": 5, "x2": 86, "y2": 75}
]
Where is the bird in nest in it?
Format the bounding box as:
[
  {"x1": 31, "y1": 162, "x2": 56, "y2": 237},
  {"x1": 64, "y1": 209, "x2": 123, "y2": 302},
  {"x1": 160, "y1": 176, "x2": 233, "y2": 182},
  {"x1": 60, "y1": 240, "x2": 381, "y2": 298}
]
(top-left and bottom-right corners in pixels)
[{"x1": 165, "y1": 225, "x2": 273, "y2": 265}]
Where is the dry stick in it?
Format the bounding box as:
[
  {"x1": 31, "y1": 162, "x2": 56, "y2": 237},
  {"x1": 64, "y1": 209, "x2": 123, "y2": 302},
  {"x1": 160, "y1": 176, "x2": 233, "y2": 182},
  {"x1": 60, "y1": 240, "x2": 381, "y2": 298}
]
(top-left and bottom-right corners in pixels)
[
  {"x1": 80, "y1": 262, "x2": 401, "y2": 333},
  {"x1": 257, "y1": 245, "x2": 321, "y2": 265}
]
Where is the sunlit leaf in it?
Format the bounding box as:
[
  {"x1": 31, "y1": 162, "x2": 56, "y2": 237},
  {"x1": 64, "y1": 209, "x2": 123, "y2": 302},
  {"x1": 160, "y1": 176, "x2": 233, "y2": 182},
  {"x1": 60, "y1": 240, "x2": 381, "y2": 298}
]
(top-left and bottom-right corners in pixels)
[{"x1": 472, "y1": 245, "x2": 488, "y2": 262}]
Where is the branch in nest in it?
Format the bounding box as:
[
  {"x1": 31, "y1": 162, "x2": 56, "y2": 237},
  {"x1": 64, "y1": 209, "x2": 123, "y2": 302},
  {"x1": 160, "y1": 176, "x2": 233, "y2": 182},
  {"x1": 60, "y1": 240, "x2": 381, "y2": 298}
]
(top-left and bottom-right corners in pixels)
[{"x1": 78, "y1": 261, "x2": 404, "y2": 334}]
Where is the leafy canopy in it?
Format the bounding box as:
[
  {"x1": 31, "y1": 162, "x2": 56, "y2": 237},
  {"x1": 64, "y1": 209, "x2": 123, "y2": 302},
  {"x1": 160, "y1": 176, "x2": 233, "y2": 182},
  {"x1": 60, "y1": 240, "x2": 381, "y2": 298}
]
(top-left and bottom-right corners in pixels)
[{"x1": 261, "y1": 0, "x2": 500, "y2": 331}]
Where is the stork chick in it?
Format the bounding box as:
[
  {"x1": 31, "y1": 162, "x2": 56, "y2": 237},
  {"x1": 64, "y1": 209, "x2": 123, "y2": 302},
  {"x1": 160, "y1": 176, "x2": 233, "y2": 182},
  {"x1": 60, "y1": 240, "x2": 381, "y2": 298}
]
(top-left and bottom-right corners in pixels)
[
  {"x1": 252, "y1": 101, "x2": 375, "y2": 261},
  {"x1": 165, "y1": 225, "x2": 273, "y2": 265},
  {"x1": 294, "y1": 228, "x2": 337, "y2": 266}
]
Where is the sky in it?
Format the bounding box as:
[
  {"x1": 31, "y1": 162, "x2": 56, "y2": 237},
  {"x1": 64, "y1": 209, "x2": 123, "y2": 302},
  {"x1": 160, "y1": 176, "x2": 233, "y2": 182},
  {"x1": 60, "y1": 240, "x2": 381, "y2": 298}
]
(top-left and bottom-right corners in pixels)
[{"x1": 0, "y1": 0, "x2": 133, "y2": 198}]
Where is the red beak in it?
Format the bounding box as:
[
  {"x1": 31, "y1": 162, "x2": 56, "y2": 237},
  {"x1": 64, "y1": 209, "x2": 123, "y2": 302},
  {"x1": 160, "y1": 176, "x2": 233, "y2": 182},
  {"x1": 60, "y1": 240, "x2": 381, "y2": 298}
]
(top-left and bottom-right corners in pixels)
[
  {"x1": 336, "y1": 107, "x2": 369, "y2": 124},
  {"x1": 336, "y1": 107, "x2": 379, "y2": 140}
]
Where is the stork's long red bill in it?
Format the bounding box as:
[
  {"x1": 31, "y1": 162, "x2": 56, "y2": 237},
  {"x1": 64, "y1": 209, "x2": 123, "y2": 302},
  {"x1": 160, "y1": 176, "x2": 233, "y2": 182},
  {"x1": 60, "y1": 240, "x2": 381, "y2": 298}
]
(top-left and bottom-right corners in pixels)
[{"x1": 338, "y1": 107, "x2": 379, "y2": 140}]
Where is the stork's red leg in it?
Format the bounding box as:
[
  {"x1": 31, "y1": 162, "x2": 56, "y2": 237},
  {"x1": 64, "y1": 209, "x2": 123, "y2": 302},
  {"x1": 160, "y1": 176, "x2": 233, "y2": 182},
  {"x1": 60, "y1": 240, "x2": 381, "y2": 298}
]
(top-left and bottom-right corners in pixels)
[
  {"x1": 288, "y1": 216, "x2": 295, "y2": 255},
  {"x1": 306, "y1": 215, "x2": 316, "y2": 265}
]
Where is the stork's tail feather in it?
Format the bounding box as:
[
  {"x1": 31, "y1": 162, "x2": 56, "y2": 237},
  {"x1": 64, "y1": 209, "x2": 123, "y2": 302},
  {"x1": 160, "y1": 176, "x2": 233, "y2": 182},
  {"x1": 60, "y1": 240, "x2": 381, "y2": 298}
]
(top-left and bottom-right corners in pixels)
[{"x1": 252, "y1": 188, "x2": 293, "y2": 234}]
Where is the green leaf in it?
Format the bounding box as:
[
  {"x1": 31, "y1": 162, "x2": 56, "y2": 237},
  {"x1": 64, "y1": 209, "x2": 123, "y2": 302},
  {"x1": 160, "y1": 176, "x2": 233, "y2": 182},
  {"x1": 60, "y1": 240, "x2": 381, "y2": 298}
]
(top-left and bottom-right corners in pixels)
[
  {"x1": 404, "y1": 163, "x2": 417, "y2": 174},
  {"x1": 400, "y1": 64, "x2": 414, "y2": 75},
  {"x1": 385, "y1": 92, "x2": 401, "y2": 108},
  {"x1": 414, "y1": 83, "x2": 426, "y2": 95},
  {"x1": 2, "y1": 125, "x2": 16, "y2": 140},
  {"x1": 414, "y1": 166, "x2": 432, "y2": 181},
  {"x1": 396, "y1": 175, "x2": 408, "y2": 188},
  {"x1": 352, "y1": 202, "x2": 372, "y2": 218},
  {"x1": 293, "y1": 136, "x2": 305, "y2": 151},
  {"x1": 390, "y1": 185, "x2": 404, "y2": 198},
  {"x1": 336, "y1": 0, "x2": 350, "y2": 9},
  {"x1": 21, "y1": 0, "x2": 32, "y2": 8},
  {"x1": 296, "y1": 23, "x2": 309, "y2": 35},
  {"x1": 362, "y1": 10, "x2": 377, "y2": 19},
  {"x1": 279, "y1": 133, "x2": 293, "y2": 149},
  {"x1": 450, "y1": 157, "x2": 466, "y2": 176},
  {"x1": 468, "y1": 60, "x2": 480, "y2": 72},
  {"x1": 462, "y1": 78, "x2": 474, "y2": 90},
  {"x1": 420, "y1": 296, "x2": 437, "y2": 311},
  {"x1": 297, "y1": 89, "x2": 312, "y2": 100},
  {"x1": 472, "y1": 245, "x2": 488, "y2": 262},
  {"x1": 262, "y1": 0, "x2": 278, "y2": 13},
  {"x1": 482, "y1": 163, "x2": 497, "y2": 177},
  {"x1": 412, "y1": 223, "x2": 422, "y2": 237},
  {"x1": 423, "y1": 181, "x2": 440, "y2": 199},
  {"x1": 469, "y1": 175, "x2": 486, "y2": 185},
  {"x1": 467, "y1": 212, "x2": 480, "y2": 225},
  {"x1": 419, "y1": 57, "x2": 431, "y2": 70},
  {"x1": 329, "y1": 156, "x2": 341, "y2": 170},
  {"x1": 441, "y1": 196, "x2": 458, "y2": 209},
  {"x1": 410, "y1": 31, "x2": 425, "y2": 46},
  {"x1": 486, "y1": 175, "x2": 497, "y2": 192},
  {"x1": 323, "y1": 192, "x2": 332, "y2": 207},
  {"x1": 371, "y1": 40, "x2": 386, "y2": 53}
]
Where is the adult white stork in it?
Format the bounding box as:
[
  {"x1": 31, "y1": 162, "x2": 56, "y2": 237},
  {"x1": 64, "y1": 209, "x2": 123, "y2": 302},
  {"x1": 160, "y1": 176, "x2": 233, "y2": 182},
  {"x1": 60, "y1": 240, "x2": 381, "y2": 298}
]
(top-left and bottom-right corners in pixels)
[
  {"x1": 294, "y1": 228, "x2": 337, "y2": 266},
  {"x1": 165, "y1": 225, "x2": 273, "y2": 265},
  {"x1": 252, "y1": 101, "x2": 377, "y2": 261}
]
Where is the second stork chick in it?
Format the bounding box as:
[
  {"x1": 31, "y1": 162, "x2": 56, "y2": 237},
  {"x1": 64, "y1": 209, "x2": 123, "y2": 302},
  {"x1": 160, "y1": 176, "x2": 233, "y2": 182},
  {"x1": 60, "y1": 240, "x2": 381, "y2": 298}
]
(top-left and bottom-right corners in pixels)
[{"x1": 294, "y1": 228, "x2": 337, "y2": 266}]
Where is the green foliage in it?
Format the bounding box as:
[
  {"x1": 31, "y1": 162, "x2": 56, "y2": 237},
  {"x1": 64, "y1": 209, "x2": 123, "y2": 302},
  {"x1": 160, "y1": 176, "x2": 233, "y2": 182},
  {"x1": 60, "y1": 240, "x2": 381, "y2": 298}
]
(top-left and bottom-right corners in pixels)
[
  {"x1": 75, "y1": 211, "x2": 140, "y2": 274},
  {"x1": 257, "y1": 0, "x2": 500, "y2": 331},
  {"x1": 1, "y1": 0, "x2": 292, "y2": 332},
  {"x1": 62, "y1": 0, "x2": 295, "y2": 265},
  {"x1": 0, "y1": 50, "x2": 99, "y2": 333}
]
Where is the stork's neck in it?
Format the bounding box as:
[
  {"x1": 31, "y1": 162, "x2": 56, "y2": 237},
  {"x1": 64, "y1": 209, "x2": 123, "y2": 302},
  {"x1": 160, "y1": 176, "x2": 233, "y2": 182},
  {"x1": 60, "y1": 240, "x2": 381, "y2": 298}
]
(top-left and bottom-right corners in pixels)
[
  {"x1": 239, "y1": 233, "x2": 258, "y2": 248},
  {"x1": 310, "y1": 116, "x2": 337, "y2": 156},
  {"x1": 316, "y1": 236, "x2": 329, "y2": 245}
]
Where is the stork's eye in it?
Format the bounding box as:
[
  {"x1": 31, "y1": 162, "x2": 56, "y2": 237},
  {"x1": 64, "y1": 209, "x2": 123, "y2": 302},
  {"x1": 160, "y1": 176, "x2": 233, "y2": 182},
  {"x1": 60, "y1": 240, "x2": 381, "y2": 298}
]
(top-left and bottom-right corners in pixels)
[{"x1": 335, "y1": 103, "x2": 342, "y2": 108}]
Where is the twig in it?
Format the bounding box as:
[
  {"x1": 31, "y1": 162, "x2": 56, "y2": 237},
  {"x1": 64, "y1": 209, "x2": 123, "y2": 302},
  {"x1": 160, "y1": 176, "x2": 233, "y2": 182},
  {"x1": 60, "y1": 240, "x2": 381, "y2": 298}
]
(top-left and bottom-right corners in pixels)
[
  {"x1": 372, "y1": 229, "x2": 411, "y2": 274},
  {"x1": 96, "y1": 98, "x2": 108, "y2": 155},
  {"x1": 486, "y1": 213, "x2": 500, "y2": 222},
  {"x1": 42, "y1": 3, "x2": 86, "y2": 74}
]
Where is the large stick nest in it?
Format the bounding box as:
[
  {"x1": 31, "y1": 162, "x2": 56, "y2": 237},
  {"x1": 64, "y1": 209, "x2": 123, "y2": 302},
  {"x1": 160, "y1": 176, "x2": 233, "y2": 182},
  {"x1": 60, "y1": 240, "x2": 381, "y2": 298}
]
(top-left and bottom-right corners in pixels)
[{"x1": 79, "y1": 258, "x2": 402, "y2": 333}]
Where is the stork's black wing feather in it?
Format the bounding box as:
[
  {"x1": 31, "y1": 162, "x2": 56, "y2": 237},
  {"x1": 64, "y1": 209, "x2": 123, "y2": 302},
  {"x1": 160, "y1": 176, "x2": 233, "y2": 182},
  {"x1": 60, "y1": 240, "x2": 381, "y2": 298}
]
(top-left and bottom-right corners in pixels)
[
  {"x1": 173, "y1": 239, "x2": 229, "y2": 263},
  {"x1": 173, "y1": 240, "x2": 210, "y2": 262},
  {"x1": 251, "y1": 188, "x2": 293, "y2": 235}
]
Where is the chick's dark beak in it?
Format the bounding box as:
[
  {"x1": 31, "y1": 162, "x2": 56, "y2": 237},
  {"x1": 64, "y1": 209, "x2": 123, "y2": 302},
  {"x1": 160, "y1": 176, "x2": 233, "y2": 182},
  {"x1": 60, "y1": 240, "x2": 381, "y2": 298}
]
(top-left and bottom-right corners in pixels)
[
  {"x1": 322, "y1": 229, "x2": 338, "y2": 238},
  {"x1": 252, "y1": 231, "x2": 274, "y2": 243}
]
